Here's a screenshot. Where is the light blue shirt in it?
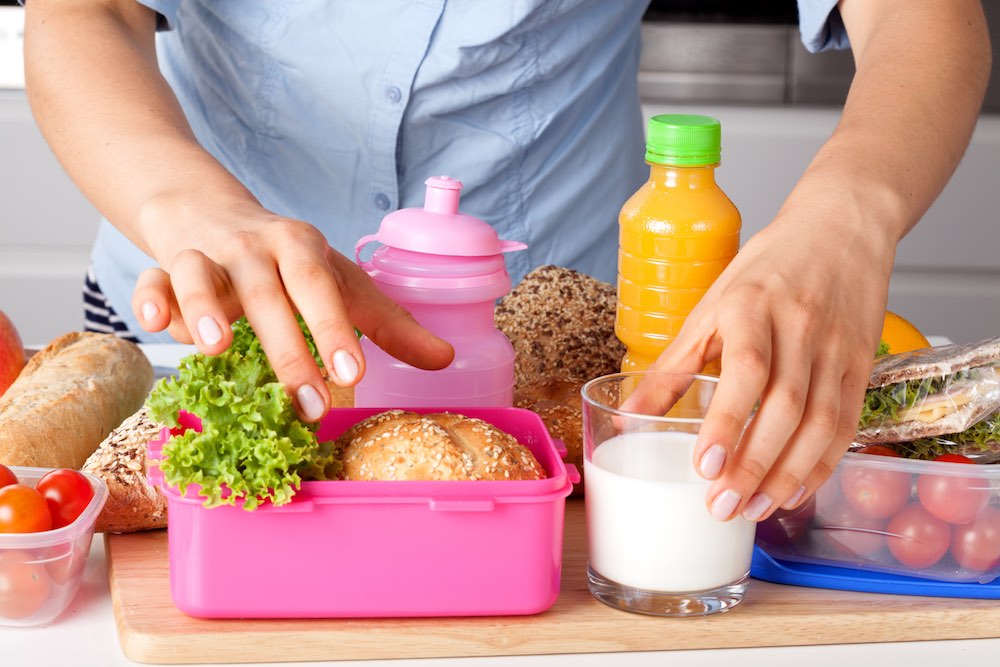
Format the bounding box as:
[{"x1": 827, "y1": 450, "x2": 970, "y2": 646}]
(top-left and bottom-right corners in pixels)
[{"x1": 92, "y1": 0, "x2": 846, "y2": 341}]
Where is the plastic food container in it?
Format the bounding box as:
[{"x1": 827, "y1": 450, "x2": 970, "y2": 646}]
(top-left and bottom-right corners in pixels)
[
  {"x1": 149, "y1": 407, "x2": 579, "y2": 619},
  {"x1": 755, "y1": 451, "x2": 1000, "y2": 585},
  {"x1": 0, "y1": 467, "x2": 107, "y2": 627}
]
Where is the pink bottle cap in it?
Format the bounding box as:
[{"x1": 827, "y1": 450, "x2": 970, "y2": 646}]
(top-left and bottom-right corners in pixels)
[{"x1": 355, "y1": 176, "x2": 527, "y2": 264}]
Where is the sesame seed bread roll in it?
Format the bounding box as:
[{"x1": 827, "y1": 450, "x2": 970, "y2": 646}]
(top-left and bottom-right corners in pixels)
[
  {"x1": 0, "y1": 332, "x2": 154, "y2": 470},
  {"x1": 336, "y1": 410, "x2": 547, "y2": 481}
]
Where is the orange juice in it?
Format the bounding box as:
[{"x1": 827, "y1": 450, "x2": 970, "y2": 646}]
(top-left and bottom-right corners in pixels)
[{"x1": 616, "y1": 115, "x2": 741, "y2": 372}]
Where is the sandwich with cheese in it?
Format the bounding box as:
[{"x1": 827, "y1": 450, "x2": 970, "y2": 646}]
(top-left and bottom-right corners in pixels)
[{"x1": 855, "y1": 336, "x2": 1000, "y2": 445}]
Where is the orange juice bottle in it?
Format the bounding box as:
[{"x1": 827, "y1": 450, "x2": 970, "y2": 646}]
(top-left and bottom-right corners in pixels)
[{"x1": 616, "y1": 114, "x2": 741, "y2": 373}]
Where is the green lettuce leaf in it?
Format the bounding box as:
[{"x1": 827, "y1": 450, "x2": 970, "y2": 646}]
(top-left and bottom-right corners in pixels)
[
  {"x1": 858, "y1": 369, "x2": 978, "y2": 429},
  {"x1": 146, "y1": 317, "x2": 341, "y2": 510},
  {"x1": 890, "y1": 413, "x2": 1000, "y2": 459}
]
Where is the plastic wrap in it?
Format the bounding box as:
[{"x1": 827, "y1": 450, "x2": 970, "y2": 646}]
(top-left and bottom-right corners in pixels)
[{"x1": 856, "y1": 337, "x2": 1000, "y2": 444}]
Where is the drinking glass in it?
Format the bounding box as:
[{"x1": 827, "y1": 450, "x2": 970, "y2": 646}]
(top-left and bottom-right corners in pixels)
[{"x1": 582, "y1": 371, "x2": 756, "y2": 617}]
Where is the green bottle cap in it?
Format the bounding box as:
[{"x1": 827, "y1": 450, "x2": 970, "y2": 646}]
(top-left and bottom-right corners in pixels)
[{"x1": 644, "y1": 114, "x2": 722, "y2": 166}]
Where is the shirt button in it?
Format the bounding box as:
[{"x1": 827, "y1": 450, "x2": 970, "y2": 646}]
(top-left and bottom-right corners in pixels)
[
  {"x1": 374, "y1": 193, "x2": 391, "y2": 210},
  {"x1": 385, "y1": 85, "x2": 402, "y2": 104}
]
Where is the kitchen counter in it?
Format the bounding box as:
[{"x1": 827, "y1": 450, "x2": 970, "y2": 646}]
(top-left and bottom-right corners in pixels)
[
  {"x1": 5, "y1": 345, "x2": 1000, "y2": 665},
  {"x1": 1, "y1": 531, "x2": 998, "y2": 666}
]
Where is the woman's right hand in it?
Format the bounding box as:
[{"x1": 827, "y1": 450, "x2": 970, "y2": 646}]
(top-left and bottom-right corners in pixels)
[
  {"x1": 130, "y1": 192, "x2": 455, "y2": 423},
  {"x1": 24, "y1": 1, "x2": 454, "y2": 424}
]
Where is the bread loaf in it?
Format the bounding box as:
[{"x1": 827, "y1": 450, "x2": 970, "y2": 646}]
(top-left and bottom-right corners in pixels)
[
  {"x1": 0, "y1": 332, "x2": 154, "y2": 469},
  {"x1": 81, "y1": 407, "x2": 168, "y2": 533},
  {"x1": 337, "y1": 410, "x2": 547, "y2": 481},
  {"x1": 514, "y1": 378, "x2": 584, "y2": 495},
  {"x1": 496, "y1": 265, "x2": 624, "y2": 386}
]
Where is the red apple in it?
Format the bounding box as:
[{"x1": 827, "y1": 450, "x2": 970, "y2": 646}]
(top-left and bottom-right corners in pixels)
[{"x1": 0, "y1": 310, "x2": 26, "y2": 396}]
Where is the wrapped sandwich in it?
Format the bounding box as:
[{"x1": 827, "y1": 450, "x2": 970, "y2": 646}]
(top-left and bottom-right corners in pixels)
[
  {"x1": 856, "y1": 337, "x2": 1000, "y2": 445},
  {"x1": 881, "y1": 412, "x2": 1000, "y2": 461}
]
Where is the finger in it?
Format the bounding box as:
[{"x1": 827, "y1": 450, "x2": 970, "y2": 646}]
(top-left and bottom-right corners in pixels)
[
  {"x1": 619, "y1": 318, "x2": 721, "y2": 416},
  {"x1": 706, "y1": 323, "x2": 811, "y2": 521},
  {"x1": 228, "y1": 253, "x2": 332, "y2": 423},
  {"x1": 798, "y1": 360, "x2": 870, "y2": 492},
  {"x1": 688, "y1": 309, "x2": 771, "y2": 484},
  {"x1": 167, "y1": 249, "x2": 235, "y2": 355},
  {"x1": 618, "y1": 370, "x2": 697, "y2": 417},
  {"x1": 278, "y1": 245, "x2": 364, "y2": 387},
  {"x1": 741, "y1": 352, "x2": 843, "y2": 522},
  {"x1": 131, "y1": 267, "x2": 175, "y2": 334},
  {"x1": 337, "y1": 256, "x2": 454, "y2": 371}
]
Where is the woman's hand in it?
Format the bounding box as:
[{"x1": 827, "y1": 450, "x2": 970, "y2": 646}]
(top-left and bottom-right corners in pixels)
[
  {"x1": 24, "y1": 0, "x2": 454, "y2": 425},
  {"x1": 642, "y1": 194, "x2": 894, "y2": 523},
  {"x1": 627, "y1": 0, "x2": 989, "y2": 523},
  {"x1": 129, "y1": 193, "x2": 454, "y2": 423}
]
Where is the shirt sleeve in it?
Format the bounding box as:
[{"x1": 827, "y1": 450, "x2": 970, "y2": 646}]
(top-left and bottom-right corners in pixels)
[
  {"x1": 19, "y1": 0, "x2": 177, "y2": 31},
  {"x1": 796, "y1": 0, "x2": 851, "y2": 52},
  {"x1": 135, "y1": 0, "x2": 180, "y2": 31}
]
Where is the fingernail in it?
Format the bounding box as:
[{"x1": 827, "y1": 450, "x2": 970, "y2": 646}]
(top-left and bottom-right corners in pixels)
[
  {"x1": 296, "y1": 384, "x2": 325, "y2": 422},
  {"x1": 699, "y1": 445, "x2": 726, "y2": 479},
  {"x1": 141, "y1": 302, "x2": 159, "y2": 322},
  {"x1": 197, "y1": 316, "x2": 223, "y2": 345},
  {"x1": 332, "y1": 349, "x2": 359, "y2": 384},
  {"x1": 710, "y1": 489, "x2": 741, "y2": 522},
  {"x1": 782, "y1": 485, "x2": 807, "y2": 509},
  {"x1": 742, "y1": 492, "x2": 773, "y2": 521}
]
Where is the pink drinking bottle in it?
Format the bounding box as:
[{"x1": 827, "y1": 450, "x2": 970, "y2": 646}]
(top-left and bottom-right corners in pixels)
[{"x1": 353, "y1": 176, "x2": 527, "y2": 408}]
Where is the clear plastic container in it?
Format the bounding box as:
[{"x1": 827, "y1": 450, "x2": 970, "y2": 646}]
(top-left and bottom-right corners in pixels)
[
  {"x1": 0, "y1": 467, "x2": 108, "y2": 627},
  {"x1": 755, "y1": 452, "x2": 1000, "y2": 584},
  {"x1": 148, "y1": 407, "x2": 579, "y2": 619}
]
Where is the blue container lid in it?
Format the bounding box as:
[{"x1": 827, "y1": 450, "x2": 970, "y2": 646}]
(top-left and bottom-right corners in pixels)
[{"x1": 751, "y1": 546, "x2": 1000, "y2": 599}]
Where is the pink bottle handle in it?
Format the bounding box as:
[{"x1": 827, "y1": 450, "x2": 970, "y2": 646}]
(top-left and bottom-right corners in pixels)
[
  {"x1": 355, "y1": 234, "x2": 379, "y2": 271},
  {"x1": 566, "y1": 464, "x2": 582, "y2": 486},
  {"x1": 501, "y1": 240, "x2": 527, "y2": 253}
]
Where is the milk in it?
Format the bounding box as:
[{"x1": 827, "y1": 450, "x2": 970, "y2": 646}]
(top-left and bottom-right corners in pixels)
[{"x1": 585, "y1": 431, "x2": 756, "y2": 592}]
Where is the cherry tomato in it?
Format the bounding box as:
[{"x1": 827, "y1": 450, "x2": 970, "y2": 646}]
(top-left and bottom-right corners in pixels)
[
  {"x1": 916, "y1": 453, "x2": 990, "y2": 525},
  {"x1": 36, "y1": 469, "x2": 94, "y2": 529},
  {"x1": 0, "y1": 463, "x2": 16, "y2": 489},
  {"x1": 756, "y1": 495, "x2": 817, "y2": 548},
  {"x1": 886, "y1": 503, "x2": 951, "y2": 569},
  {"x1": 45, "y1": 543, "x2": 87, "y2": 586},
  {"x1": 0, "y1": 484, "x2": 52, "y2": 533},
  {"x1": 0, "y1": 550, "x2": 52, "y2": 619},
  {"x1": 950, "y1": 506, "x2": 1000, "y2": 574},
  {"x1": 840, "y1": 446, "x2": 912, "y2": 519},
  {"x1": 814, "y1": 500, "x2": 888, "y2": 559}
]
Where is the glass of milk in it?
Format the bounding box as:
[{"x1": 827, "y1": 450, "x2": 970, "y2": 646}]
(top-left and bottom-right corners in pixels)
[{"x1": 582, "y1": 372, "x2": 756, "y2": 617}]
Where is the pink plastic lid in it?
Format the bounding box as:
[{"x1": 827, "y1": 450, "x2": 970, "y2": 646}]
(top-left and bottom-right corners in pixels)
[{"x1": 355, "y1": 176, "x2": 526, "y2": 263}]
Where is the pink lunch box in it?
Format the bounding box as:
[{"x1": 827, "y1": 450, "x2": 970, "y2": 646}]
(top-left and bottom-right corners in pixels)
[{"x1": 148, "y1": 407, "x2": 579, "y2": 619}]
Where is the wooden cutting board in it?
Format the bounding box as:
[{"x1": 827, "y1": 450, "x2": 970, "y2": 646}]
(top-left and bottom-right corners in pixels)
[{"x1": 107, "y1": 499, "x2": 1000, "y2": 664}]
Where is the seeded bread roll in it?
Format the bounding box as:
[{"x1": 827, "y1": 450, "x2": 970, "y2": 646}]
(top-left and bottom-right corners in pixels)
[
  {"x1": 82, "y1": 407, "x2": 168, "y2": 534},
  {"x1": 337, "y1": 410, "x2": 547, "y2": 481},
  {"x1": 514, "y1": 378, "x2": 584, "y2": 495},
  {"x1": 495, "y1": 265, "x2": 624, "y2": 386},
  {"x1": 0, "y1": 332, "x2": 154, "y2": 469}
]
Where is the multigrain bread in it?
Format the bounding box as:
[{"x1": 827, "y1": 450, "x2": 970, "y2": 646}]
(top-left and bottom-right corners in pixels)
[
  {"x1": 868, "y1": 337, "x2": 1000, "y2": 388},
  {"x1": 337, "y1": 410, "x2": 547, "y2": 481},
  {"x1": 514, "y1": 378, "x2": 584, "y2": 495},
  {"x1": 81, "y1": 407, "x2": 168, "y2": 533},
  {"x1": 0, "y1": 332, "x2": 154, "y2": 469},
  {"x1": 495, "y1": 265, "x2": 624, "y2": 386}
]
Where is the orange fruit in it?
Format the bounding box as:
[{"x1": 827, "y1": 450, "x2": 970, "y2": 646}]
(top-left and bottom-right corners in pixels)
[{"x1": 880, "y1": 310, "x2": 929, "y2": 355}]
